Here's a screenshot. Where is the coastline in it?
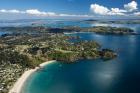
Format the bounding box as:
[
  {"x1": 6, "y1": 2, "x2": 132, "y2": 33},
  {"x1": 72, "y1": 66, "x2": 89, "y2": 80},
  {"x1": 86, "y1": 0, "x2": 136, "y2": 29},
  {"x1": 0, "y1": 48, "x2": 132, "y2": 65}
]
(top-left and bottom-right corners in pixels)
[
  {"x1": 64, "y1": 31, "x2": 94, "y2": 35},
  {"x1": 9, "y1": 60, "x2": 56, "y2": 93}
]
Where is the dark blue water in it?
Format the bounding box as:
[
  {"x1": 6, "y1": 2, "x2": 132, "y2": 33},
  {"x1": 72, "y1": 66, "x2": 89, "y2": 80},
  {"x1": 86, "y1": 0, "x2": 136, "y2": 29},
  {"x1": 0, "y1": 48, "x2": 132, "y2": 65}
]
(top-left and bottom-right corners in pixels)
[{"x1": 21, "y1": 22, "x2": 140, "y2": 93}]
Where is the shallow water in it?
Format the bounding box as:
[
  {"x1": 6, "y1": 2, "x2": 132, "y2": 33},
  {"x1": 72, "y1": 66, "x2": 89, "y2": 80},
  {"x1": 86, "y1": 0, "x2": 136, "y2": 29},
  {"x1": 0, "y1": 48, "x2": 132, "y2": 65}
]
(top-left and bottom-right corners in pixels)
[{"x1": 20, "y1": 21, "x2": 140, "y2": 93}]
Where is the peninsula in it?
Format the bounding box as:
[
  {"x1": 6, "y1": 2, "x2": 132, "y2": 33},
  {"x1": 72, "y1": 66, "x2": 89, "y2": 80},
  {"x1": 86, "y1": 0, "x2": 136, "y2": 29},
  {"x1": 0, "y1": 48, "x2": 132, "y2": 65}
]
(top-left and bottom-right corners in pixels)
[{"x1": 0, "y1": 26, "x2": 117, "y2": 93}]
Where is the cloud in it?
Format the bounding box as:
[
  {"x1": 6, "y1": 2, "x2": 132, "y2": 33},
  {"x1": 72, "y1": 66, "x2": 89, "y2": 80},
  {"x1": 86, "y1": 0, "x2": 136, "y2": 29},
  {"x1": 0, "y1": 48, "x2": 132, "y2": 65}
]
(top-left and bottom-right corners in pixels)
[
  {"x1": 26, "y1": 9, "x2": 46, "y2": 15},
  {"x1": 0, "y1": 1, "x2": 139, "y2": 18},
  {"x1": 0, "y1": 9, "x2": 93, "y2": 18},
  {"x1": 111, "y1": 8, "x2": 126, "y2": 13},
  {"x1": 25, "y1": 9, "x2": 56, "y2": 16},
  {"x1": 90, "y1": 1, "x2": 139, "y2": 16},
  {"x1": 124, "y1": 1, "x2": 137, "y2": 12},
  {"x1": 90, "y1": 4, "x2": 109, "y2": 15},
  {"x1": 90, "y1": 4, "x2": 126, "y2": 16},
  {"x1": 0, "y1": 9, "x2": 21, "y2": 13},
  {"x1": 108, "y1": 8, "x2": 126, "y2": 15},
  {"x1": 134, "y1": 12, "x2": 140, "y2": 16}
]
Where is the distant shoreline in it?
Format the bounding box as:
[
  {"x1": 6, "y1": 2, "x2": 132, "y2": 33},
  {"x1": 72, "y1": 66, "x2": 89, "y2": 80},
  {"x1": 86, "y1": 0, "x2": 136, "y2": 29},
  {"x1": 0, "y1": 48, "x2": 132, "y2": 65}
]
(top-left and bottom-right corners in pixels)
[
  {"x1": 9, "y1": 60, "x2": 56, "y2": 93},
  {"x1": 64, "y1": 32, "x2": 94, "y2": 34}
]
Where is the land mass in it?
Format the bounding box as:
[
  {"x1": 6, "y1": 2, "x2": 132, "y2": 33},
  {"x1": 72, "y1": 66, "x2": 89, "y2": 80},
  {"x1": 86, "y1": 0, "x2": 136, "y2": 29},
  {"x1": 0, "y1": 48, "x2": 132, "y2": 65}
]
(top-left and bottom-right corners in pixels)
[
  {"x1": 84, "y1": 19, "x2": 140, "y2": 24},
  {"x1": 0, "y1": 26, "x2": 137, "y2": 35},
  {"x1": 0, "y1": 26, "x2": 118, "y2": 93}
]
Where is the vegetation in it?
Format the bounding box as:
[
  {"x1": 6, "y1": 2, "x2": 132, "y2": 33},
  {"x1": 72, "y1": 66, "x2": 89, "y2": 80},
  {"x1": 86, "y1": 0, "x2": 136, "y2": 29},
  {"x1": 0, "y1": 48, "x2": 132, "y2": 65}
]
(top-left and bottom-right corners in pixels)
[
  {"x1": 0, "y1": 26, "x2": 117, "y2": 93},
  {"x1": 86, "y1": 26, "x2": 135, "y2": 35},
  {"x1": 0, "y1": 47, "x2": 30, "y2": 93},
  {"x1": 0, "y1": 32, "x2": 117, "y2": 63},
  {"x1": 0, "y1": 25, "x2": 136, "y2": 35},
  {"x1": 62, "y1": 26, "x2": 135, "y2": 35}
]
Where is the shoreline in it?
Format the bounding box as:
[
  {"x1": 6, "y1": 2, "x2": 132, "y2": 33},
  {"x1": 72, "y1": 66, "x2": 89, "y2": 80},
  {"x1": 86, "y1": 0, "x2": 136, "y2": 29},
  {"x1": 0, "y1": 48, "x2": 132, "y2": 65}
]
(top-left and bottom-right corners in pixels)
[
  {"x1": 64, "y1": 31, "x2": 94, "y2": 35},
  {"x1": 9, "y1": 60, "x2": 56, "y2": 93}
]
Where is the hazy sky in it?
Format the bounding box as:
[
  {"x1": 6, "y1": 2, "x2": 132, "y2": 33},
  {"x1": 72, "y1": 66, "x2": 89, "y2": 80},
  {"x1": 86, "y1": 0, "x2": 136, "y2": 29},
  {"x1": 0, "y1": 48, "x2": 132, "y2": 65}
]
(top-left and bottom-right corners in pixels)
[{"x1": 0, "y1": 0, "x2": 139, "y2": 19}]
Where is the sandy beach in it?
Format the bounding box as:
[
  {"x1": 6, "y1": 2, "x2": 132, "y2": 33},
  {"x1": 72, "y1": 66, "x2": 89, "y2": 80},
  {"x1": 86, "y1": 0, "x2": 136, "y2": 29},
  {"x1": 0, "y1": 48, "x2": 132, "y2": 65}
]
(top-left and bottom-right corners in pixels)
[{"x1": 9, "y1": 60, "x2": 56, "y2": 93}]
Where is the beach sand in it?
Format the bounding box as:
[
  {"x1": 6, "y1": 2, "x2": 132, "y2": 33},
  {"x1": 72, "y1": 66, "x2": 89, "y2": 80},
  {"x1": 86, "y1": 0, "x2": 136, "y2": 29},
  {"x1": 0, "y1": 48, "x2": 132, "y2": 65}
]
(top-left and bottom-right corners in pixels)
[{"x1": 9, "y1": 60, "x2": 56, "y2": 93}]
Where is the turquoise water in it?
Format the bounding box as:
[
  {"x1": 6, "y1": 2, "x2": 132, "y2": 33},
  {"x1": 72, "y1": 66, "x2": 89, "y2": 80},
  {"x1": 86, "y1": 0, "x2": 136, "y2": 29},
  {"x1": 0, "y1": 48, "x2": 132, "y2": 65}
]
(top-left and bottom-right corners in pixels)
[{"x1": 20, "y1": 21, "x2": 140, "y2": 93}]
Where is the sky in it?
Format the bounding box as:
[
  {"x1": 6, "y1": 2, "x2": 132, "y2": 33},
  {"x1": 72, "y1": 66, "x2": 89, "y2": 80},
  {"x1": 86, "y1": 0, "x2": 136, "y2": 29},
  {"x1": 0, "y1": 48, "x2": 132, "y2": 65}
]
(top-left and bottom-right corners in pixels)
[{"x1": 0, "y1": 0, "x2": 139, "y2": 19}]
